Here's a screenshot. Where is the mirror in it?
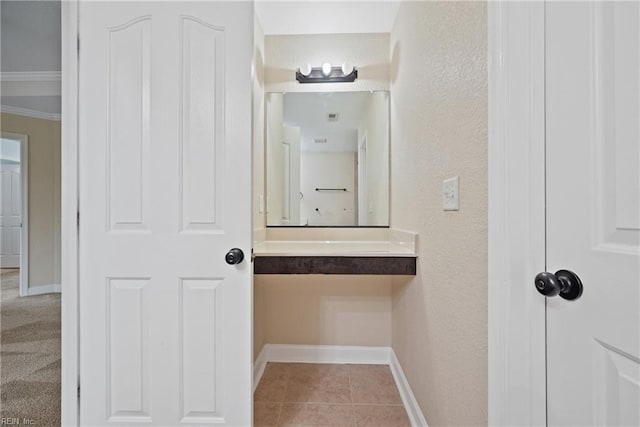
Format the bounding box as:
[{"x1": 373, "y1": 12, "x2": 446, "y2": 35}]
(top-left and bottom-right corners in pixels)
[{"x1": 266, "y1": 91, "x2": 389, "y2": 227}]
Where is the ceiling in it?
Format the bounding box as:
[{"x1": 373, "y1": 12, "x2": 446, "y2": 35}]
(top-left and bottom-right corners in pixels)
[{"x1": 255, "y1": 1, "x2": 400, "y2": 35}]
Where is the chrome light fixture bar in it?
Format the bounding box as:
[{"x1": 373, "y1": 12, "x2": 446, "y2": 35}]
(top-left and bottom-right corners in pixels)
[{"x1": 296, "y1": 63, "x2": 358, "y2": 84}]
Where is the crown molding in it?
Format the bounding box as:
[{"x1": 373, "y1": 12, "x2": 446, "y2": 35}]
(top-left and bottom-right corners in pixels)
[
  {"x1": 0, "y1": 71, "x2": 61, "y2": 82},
  {"x1": 1, "y1": 71, "x2": 62, "y2": 97},
  {"x1": 1, "y1": 104, "x2": 61, "y2": 121}
]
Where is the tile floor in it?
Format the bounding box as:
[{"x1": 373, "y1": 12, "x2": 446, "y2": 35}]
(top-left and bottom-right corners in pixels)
[{"x1": 254, "y1": 363, "x2": 411, "y2": 426}]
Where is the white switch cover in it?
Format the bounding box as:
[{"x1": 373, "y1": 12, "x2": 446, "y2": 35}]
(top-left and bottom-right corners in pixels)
[
  {"x1": 443, "y1": 176, "x2": 459, "y2": 211},
  {"x1": 258, "y1": 195, "x2": 264, "y2": 213}
]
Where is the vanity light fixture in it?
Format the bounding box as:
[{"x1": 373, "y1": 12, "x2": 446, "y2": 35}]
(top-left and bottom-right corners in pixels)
[{"x1": 296, "y1": 62, "x2": 358, "y2": 84}]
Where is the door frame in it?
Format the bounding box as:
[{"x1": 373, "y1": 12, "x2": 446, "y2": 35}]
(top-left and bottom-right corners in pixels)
[
  {"x1": 0, "y1": 131, "x2": 28, "y2": 295},
  {"x1": 61, "y1": 1, "x2": 79, "y2": 425},
  {"x1": 488, "y1": 1, "x2": 547, "y2": 425}
]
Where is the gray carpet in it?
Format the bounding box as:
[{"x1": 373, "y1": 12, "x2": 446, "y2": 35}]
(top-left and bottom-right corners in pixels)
[{"x1": 1, "y1": 269, "x2": 61, "y2": 426}]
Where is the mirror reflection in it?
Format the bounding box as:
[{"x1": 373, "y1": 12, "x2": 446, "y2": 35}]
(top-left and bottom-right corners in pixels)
[{"x1": 266, "y1": 91, "x2": 389, "y2": 227}]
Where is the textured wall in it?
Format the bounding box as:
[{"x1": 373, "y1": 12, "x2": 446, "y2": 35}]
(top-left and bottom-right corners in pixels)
[
  {"x1": 390, "y1": 2, "x2": 488, "y2": 425},
  {"x1": 265, "y1": 33, "x2": 389, "y2": 93},
  {"x1": 1, "y1": 113, "x2": 61, "y2": 289}
]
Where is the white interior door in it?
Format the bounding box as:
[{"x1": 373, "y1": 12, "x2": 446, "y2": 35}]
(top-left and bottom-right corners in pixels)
[
  {"x1": 545, "y1": 2, "x2": 640, "y2": 425},
  {"x1": 0, "y1": 165, "x2": 21, "y2": 268},
  {"x1": 78, "y1": 2, "x2": 253, "y2": 425}
]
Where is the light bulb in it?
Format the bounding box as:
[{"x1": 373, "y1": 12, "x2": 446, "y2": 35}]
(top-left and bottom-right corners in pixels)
[
  {"x1": 322, "y1": 63, "x2": 332, "y2": 76},
  {"x1": 341, "y1": 63, "x2": 353, "y2": 75},
  {"x1": 300, "y1": 64, "x2": 312, "y2": 76}
]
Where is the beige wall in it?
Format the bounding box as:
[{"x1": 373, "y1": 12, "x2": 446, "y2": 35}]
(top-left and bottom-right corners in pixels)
[
  {"x1": 390, "y1": 2, "x2": 488, "y2": 426},
  {"x1": 255, "y1": 275, "x2": 392, "y2": 348},
  {"x1": 1, "y1": 112, "x2": 61, "y2": 290},
  {"x1": 265, "y1": 33, "x2": 389, "y2": 93}
]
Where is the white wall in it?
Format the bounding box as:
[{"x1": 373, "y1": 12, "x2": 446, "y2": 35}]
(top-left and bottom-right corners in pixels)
[{"x1": 300, "y1": 152, "x2": 356, "y2": 226}]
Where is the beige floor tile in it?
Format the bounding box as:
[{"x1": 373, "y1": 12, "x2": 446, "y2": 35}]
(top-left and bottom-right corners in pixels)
[
  {"x1": 349, "y1": 365, "x2": 401, "y2": 405},
  {"x1": 284, "y1": 376, "x2": 352, "y2": 404},
  {"x1": 284, "y1": 364, "x2": 351, "y2": 403},
  {"x1": 287, "y1": 363, "x2": 350, "y2": 383},
  {"x1": 254, "y1": 376, "x2": 288, "y2": 402},
  {"x1": 262, "y1": 362, "x2": 294, "y2": 381},
  {"x1": 279, "y1": 403, "x2": 354, "y2": 426},
  {"x1": 348, "y1": 365, "x2": 396, "y2": 385},
  {"x1": 254, "y1": 402, "x2": 282, "y2": 426},
  {"x1": 354, "y1": 405, "x2": 411, "y2": 427},
  {"x1": 253, "y1": 363, "x2": 411, "y2": 426}
]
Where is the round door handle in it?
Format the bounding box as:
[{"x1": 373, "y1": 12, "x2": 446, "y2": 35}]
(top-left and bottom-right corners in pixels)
[
  {"x1": 534, "y1": 269, "x2": 583, "y2": 301},
  {"x1": 225, "y1": 248, "x2": 244, "y2": 265}
]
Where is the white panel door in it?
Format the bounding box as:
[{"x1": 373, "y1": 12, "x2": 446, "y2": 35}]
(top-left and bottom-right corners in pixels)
[
  {"x1": 0, "y1": 166, "x2": 21, "y2": 268},
  {"x1": 545, "y1": 2, "x2": 640, "y2": 425},
  {"x1": 78, "y1": 2, "x2": 253, "y2": 425}
]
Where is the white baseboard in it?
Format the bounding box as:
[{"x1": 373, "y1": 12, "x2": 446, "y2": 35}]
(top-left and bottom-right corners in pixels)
[
  {"x1": 253, "y1": 346, "x2": 268, "y2": 393},
  {"x1": 26, "y1": 283, "x2": 61, "y2": 296},
  {"x1": 253, "y1": 344, "x2": 427, "y2": 426},
  {"x1": 264, "y1": 344, "x2": 392, "y2": 365},
  {"x1": 390, "y1": 351, "x2": 429, "y2": 427}
]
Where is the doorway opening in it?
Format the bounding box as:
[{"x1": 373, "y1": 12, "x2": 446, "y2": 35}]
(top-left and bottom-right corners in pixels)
[{"x1": 0, "y1": 132, "x2": 28, "y2": 295}]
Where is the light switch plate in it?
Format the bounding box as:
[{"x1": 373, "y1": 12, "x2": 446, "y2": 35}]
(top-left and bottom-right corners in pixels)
[
  {"x1": 259, "y1": 195, "x2": 264, "y2": 214},
  {"x1": 443, "y1": 176, "x2": 459, "y2": 211}
]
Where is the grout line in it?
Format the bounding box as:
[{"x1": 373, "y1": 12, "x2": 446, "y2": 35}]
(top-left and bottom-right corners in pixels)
[
  {"x1": 274, "y1": 363, "x2": 290, "y2": 426},
  {"x1": 275, "y1": 403, "x2": 283, "y2": 427},
  {"x1": 348, "y1": 367, "x2": 357, "y2": 427}
]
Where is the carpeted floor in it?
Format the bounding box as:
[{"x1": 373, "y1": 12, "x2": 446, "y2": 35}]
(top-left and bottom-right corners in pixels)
[{"x1": 1, "y1": 269, "x2": 61, "y2": 426}]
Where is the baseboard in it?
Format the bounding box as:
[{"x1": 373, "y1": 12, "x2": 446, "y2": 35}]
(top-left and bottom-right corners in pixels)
[
  {"x1": 264, "y1": 343, "x2": 392, "y2": 365},
  {"x1": 253, "y1": 346, "x2": 268, "y2": 393},
  {"x1": 253, "y1": 344, "x2": 427, "y2": 426},
  {"x1": 26, "y1": 283, "x2": 61, "y2": 296},
  {"x1": 390, "y1": 351, "x2": 429, "y2": 426}
]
